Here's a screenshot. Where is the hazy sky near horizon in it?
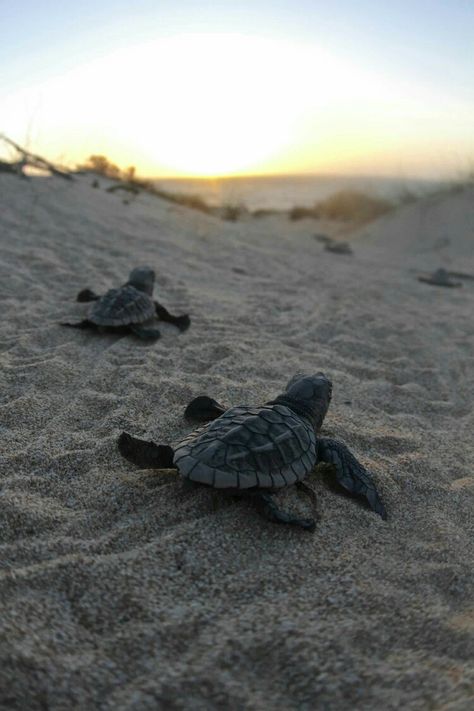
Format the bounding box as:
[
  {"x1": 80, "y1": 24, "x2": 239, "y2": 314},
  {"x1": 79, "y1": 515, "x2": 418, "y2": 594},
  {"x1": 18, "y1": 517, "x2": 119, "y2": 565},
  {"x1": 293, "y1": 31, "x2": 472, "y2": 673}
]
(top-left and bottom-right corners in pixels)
[{"x1": 1, "y1": 1, "x2": 473, "y2": 177}]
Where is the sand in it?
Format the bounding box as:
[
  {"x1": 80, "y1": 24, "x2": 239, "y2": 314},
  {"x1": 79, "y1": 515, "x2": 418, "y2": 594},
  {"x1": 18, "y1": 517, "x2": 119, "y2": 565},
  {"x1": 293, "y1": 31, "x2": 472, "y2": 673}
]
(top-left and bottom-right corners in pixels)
[{"x1": 1, "y1": 174, "x2": 473, "y2": 710}]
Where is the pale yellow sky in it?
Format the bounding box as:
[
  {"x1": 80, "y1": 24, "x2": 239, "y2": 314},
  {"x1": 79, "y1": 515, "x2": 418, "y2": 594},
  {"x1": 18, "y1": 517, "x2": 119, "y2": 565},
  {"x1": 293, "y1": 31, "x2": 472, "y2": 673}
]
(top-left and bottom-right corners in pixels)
[{"x1": 2, "y1": 32, "x2": 473, "y2": 178}]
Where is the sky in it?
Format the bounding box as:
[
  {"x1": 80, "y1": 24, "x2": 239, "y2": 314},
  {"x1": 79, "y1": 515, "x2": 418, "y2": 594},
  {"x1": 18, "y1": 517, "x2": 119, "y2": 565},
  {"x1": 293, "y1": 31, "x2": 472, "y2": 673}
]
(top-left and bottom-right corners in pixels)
[{"x1": 1, "y1": 1, "x2": 473, "y2": 178}]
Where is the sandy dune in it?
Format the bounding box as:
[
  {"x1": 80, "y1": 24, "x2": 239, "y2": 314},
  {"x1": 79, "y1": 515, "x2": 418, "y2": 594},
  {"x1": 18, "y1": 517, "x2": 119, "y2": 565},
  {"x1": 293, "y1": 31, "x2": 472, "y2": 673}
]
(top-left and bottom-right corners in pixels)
[{"x1": 1, "y1": 175, "x2": 473, "y2": 709}]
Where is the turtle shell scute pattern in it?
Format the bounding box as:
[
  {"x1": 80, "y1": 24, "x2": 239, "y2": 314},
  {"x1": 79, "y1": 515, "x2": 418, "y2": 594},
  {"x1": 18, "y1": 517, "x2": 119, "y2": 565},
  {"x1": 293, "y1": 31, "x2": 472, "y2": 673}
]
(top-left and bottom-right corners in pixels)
[
  {"x1": 90, "y1": 285, "x2": 155, "y2": 326},
  {"x1": 173, "y1": 404, "x2": 317, "y2": 490}
]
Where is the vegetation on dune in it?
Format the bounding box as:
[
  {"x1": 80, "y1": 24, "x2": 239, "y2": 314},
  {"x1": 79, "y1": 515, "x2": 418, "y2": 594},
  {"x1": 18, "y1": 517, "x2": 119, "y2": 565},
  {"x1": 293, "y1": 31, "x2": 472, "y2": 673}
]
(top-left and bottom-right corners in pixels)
[
  {"x1": 79, "y1": 155, "x2": 122, "y2": 179},
  {"x1": 73, "y1": 154, "x2": 474, "y2": 226},
  {"x1": 317, "y1": 190, "x2": 393, "y2": 222},
  {"x1": 289, "y1": 206, "x2": 318, "y2": 221},
  {"x1": 220, "y1": 203, "x2": 247, "y2": 221},
  {"x1": 290, "y1": 190, "x2": 394, "y2": 225},
  {"x1": 154, "y1": 190, "x2": 213, "y2": 213},
  {"x1": 7, "y1": 141, "x2": 471, "y2": 228},
  {"x1": 251, "y1": 208, "x2": 284, "y2": 218},
  {"x1": 79, "y1": 154, "x2": 214, "y2": 213}
]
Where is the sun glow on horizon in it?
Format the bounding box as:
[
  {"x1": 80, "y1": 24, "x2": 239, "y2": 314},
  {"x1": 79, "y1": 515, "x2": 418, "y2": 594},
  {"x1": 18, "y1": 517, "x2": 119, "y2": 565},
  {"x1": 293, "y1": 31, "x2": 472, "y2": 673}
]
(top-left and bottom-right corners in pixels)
[
  {"x1": 87, "y1": 34, "x2": 324, "y2": 177},
  {"x1": 139, "y1": 37, "x2": 298, "y2": 176},
  {"x1": 2, "y1": 32, "x2": 473, "y2": 179}
]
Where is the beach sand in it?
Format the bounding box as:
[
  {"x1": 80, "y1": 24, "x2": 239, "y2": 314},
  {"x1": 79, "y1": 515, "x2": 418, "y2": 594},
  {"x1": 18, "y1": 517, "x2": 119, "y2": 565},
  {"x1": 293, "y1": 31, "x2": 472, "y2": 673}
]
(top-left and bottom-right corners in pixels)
[{"x1": 1, "y1": 174, "x2": 473, "y2": 709}]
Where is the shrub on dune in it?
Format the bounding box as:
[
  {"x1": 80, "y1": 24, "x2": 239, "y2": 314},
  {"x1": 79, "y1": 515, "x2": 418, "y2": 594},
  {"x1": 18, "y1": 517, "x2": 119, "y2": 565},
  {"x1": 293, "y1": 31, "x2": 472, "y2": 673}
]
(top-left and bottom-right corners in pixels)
[{"x1": 289, "y1": 190, "x2": 394, "y2": 225}]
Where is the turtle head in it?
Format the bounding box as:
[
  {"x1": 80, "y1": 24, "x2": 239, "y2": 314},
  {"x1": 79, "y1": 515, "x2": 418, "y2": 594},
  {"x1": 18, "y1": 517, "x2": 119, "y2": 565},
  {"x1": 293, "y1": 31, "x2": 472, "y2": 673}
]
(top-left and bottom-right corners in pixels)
[
  {"x1": 127, "y1": 267, "x2": 155, "y2": 295},
  {"x1": 275, "y1": 372, "x2": 332, "y2": 429}
]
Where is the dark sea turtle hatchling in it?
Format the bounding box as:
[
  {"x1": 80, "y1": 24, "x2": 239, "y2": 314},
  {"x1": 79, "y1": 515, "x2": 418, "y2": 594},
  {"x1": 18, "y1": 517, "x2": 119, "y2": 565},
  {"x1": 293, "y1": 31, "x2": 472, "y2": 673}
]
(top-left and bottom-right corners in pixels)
[
  {"x1": 417, "y1": 268, "x2": 462, "y2": 288},
  {"x1": 61, "y1": 266, "x2": 190, "y2": 340},
  {"x1": 118, "y1": 373, "x2": 387, "y2": 531},
  {"x1": 324, "y1": 240, "x2": 353, "y2": 255}
]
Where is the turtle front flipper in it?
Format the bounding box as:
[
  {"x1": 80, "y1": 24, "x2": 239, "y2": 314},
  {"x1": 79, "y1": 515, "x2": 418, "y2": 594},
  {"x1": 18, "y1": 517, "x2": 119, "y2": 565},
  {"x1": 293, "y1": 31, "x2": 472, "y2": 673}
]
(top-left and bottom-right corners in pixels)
[
  {"x1": 317, "y1": 437, "x2": 387, "y2": 519},
  {"x1": 61, "y1": 319, "x2": 97, "y2": 330},
  {"x1": 118, "y1": 432, "x2": 175, "y2": 469},
  {"x1": 184, "y1": 396, "x2": 227, "y2": 422},
  {"x1": 77, "y1": 288, "x2": 100, "y2": 302},
  {"x1": 251, "y1": 492, "x2": 316, "y2": 532},
  {"x1": 130, "y1": 324, "x2": 161, "y2": 340},
  {"x1": 155, "y1": 301, "x2": 190, "y2": 332}
]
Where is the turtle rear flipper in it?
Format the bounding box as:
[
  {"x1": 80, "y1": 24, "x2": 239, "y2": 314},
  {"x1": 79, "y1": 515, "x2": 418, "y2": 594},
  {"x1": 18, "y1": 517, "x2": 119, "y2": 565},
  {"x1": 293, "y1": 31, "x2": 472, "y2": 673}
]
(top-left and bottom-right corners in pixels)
[
  {"x1": 118, "y1": 432, "x2": 175, "y2": 469},
  {"x1": 318, "y1": 437, "x2": 387, "y2": 519},
  {"x1": 251, "y1": 491, "x2": 316, "y2": 531},
  {"x1": 155, "y1": 302, "x2": 190, "y2": 331}
]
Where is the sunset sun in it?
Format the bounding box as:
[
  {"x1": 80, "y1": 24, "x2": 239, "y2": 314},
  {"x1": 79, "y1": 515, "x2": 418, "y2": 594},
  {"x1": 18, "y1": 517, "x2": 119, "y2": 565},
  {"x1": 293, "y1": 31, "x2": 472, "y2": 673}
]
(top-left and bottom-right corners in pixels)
[{"x1": 110, "y1": 34, "x2": 307, "y2": 176}]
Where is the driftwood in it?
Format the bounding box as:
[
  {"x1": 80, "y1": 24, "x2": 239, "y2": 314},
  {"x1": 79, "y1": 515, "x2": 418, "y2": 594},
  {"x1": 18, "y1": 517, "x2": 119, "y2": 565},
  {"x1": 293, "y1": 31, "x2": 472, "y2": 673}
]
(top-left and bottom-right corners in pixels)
[
  {"x1": 106, "y1": 182, "x2": 140, "y2": 195},
  {"x1": 0, "y1": 159, "x2": 26, "y2": 176},
  {"x1": 0, "y1": 134, "x2": 74, "y2": 181}
]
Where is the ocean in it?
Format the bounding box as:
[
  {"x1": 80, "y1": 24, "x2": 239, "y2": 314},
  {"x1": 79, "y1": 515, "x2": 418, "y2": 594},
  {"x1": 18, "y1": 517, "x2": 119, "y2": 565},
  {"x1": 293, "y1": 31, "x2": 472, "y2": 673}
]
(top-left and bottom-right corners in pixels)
[{"x1": 153, "y1": 174, "x2": 444, "y2": 211}]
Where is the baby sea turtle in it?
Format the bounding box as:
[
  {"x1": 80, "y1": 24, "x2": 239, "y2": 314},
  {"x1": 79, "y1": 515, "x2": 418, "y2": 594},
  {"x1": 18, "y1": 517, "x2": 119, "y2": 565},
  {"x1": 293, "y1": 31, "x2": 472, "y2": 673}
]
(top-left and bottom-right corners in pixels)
[
  {"x1": 417, "y1": 268, "x2": 462, "y2": 288},
  {"x1": 118, "y1": 373, "x2": 386, "y2": 531},
  {"x1": 61, "y1": 267, "x2": 190, "y2": 340},
  {"x1": 325, "y1": 240, "x2": 353, "y2": 255}
]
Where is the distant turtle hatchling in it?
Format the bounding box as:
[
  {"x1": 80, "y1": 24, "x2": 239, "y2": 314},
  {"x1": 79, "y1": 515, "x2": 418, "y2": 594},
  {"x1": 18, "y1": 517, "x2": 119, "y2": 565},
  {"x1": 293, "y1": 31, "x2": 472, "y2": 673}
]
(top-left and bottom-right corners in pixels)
[
  {"x1": 324, "y1": 240, "x2": 353, "y2": 255},
  {"x1": 417, "y1": 268, "x2": 462, "y2": 288},
  {"x1": 118, "y1": 373, "x2": 387, "y2": 531},
  {"x1": 62, "y1": 266, "x2": 190, "y2": 340}
]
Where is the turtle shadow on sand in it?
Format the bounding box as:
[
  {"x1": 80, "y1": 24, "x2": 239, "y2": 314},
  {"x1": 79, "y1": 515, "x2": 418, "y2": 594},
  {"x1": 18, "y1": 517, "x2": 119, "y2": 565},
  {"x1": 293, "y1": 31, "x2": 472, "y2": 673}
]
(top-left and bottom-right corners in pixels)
[
  {"x1": 118, "y1": 373, "x2": 387, "y2": 532},
  {"x1": 61, "y1": 266, "x2": 190, "y2": 340}
]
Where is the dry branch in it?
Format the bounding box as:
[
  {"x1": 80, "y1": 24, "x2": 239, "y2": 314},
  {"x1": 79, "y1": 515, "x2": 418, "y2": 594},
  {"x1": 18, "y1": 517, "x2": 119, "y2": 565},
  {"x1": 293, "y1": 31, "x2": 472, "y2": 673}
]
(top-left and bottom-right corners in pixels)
[
  {"x1": 0, "y1": 134, "x2": 74, "y2": 180},
  {"x1": 0, "y1": 159, "x2": 26, "y2": 176}
]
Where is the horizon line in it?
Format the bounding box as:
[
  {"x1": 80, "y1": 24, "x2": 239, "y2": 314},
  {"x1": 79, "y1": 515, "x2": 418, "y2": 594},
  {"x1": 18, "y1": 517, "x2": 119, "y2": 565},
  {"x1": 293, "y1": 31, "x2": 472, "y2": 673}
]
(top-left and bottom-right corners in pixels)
[{"x1": 150, "y1": 171, "x2": 444, "y2": 183}]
